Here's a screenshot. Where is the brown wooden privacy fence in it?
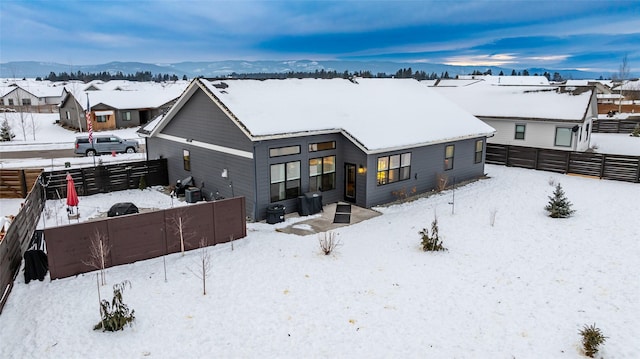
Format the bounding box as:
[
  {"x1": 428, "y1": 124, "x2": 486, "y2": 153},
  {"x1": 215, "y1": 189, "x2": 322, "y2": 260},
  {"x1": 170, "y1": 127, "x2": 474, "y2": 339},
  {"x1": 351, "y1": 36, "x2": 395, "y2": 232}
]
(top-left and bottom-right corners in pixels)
[
  {"x1": 592, "y1": 118, "x2": 640, "y2": 133},
  {"x1": 44, "y1": 197, "x2": 246, "y2": 280},
  {"x1": 41, "y1": 159, "x2": 168, "y2": 199},
  {"x1": 0, "y1": 180, "x2": 45, "y2": 315},
  {"x1": 486, "y1": 144, "x2": 640, "y2": 183},
  {"x1": 0, "y1": 169, "x2": 43, "y2": 199}
]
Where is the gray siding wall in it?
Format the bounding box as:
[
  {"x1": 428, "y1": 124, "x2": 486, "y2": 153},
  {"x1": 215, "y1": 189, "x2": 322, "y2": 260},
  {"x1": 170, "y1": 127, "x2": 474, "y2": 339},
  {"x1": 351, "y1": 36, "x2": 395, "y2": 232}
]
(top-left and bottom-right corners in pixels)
[
  {"x1": 253, "y1": 133, "x2": 367, "y2": 220},
  {"x1": 146, "y1": 137, "x2": 256, "y2": 220},
  {"x1": 115, "y1": 110, "x2": 141, "y2": 128},
  {"x1": 146, "y1": 87, "x2": 256, "y2": 219},
  {"x1": 364, "y1": 137, "x2": 486, "y2": 208},
  {"x1": 162, "y1": 90, "x2": 253, "y2": 152},
  {"x1": 59, "y1": 98, "x2": 85, "y2": 130}
]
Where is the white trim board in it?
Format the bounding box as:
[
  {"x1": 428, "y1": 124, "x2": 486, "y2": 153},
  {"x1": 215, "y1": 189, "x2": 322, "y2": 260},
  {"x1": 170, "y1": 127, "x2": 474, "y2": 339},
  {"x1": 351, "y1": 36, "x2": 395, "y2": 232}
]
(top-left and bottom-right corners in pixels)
[{"x1": 156, "y1": 133, "x2": 253, "y2": 159}]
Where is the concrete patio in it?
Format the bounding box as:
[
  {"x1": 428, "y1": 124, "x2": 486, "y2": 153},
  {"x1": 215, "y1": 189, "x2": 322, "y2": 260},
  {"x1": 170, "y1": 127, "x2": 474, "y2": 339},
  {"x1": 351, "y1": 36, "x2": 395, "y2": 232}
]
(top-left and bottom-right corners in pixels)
[{"x1": 275, "y1": 202, "x2": 381, "y2": 236}]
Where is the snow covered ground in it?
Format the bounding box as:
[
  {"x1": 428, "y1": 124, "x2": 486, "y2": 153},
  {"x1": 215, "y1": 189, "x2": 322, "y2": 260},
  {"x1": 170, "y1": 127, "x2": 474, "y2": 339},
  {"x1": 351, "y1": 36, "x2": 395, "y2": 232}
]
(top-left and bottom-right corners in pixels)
[
  {"x1": 0, "y1": 112, "x2": 639, "y2": 358},
  {"x1": 0, "y1": 164, "x2": 638, "y2": 358}
]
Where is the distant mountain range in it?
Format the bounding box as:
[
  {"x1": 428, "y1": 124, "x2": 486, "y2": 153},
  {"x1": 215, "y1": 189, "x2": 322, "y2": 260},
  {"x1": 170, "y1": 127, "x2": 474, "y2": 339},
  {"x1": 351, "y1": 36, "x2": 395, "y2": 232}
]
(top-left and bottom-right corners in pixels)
[{"x1": 0, "y1": 60, "x2": 617, "y2": 80}]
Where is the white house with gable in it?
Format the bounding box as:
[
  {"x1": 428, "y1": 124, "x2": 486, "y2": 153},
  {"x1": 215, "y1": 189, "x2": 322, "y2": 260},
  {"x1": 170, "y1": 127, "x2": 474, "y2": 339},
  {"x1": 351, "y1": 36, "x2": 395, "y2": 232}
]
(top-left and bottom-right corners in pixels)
[{"x1": 432, "y1": 83, "x2": 597, "y2": 152}]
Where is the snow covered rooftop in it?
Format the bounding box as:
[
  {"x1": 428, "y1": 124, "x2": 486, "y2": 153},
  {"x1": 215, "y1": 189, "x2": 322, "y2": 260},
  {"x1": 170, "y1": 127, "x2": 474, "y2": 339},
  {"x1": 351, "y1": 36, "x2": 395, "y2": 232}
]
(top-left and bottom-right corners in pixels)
[
  {"x1": 455, "y1": 75, "x2": 550, "y2": 86},
  {"x1": 194, "y1": 78, "x2": 495, "y2": 153},
  {"x1": 432, "y1": 85, "x2": 594, "y2": 121},
  {"x1": 64, "y1": 85, "x2": 187, "y2": 111}
]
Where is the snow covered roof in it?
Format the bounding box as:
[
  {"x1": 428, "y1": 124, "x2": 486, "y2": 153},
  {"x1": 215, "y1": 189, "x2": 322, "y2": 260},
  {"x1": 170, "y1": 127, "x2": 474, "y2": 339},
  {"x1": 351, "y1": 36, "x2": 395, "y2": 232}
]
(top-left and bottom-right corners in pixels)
[
  {"x1": 179, "y1": 78, "x2": 495, "y2": 153},
  {"x1": 455, "y1": 75, "x2": 550, "y2": 86},
  {"x1": 432, "y1": 85, "x2": 594, "y2": 121},
  {"x1": 85, "y1": 88, "x2": 185, "y2": 109},
  {"x1": 612, "y1": 79, "x2": 640, "y2": 91},
  {"x1": 63, "y1": 83, "x2": 188, "y2": 111}
]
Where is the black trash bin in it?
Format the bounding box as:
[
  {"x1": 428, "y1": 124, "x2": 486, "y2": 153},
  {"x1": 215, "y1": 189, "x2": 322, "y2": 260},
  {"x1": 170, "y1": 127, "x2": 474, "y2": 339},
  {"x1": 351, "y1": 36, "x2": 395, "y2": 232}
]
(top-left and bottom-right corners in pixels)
[
  {"x1": 297, "y1": 195, "x2": 311, "y2": 216},
  {"x1": 266, "y1": 204, "x2": 285, "y2": 224}
]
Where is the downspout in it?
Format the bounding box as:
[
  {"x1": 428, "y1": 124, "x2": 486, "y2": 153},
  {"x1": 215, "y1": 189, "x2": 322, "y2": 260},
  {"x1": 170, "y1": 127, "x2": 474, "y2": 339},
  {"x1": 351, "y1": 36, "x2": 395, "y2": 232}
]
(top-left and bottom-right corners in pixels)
[{"x1": 252, "y1": 142, "x2": 259, "y2": 222}]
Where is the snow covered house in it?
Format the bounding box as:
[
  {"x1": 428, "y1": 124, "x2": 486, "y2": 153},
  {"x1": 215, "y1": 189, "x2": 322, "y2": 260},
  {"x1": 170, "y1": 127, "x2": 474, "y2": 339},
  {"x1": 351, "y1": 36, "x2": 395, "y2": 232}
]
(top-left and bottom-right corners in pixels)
[
  {"x1": 140, "y1": 78, "x2": 495, "y2": 221},
  {"x1": 58, "y1": 85, "x2": 186, "y2": 131},
  {"x1": 432, "y1": 84, "x2": 597, "y2": 152},
  {"x1": 0, "y1": 82, "x2": 67, "y2": 112}
]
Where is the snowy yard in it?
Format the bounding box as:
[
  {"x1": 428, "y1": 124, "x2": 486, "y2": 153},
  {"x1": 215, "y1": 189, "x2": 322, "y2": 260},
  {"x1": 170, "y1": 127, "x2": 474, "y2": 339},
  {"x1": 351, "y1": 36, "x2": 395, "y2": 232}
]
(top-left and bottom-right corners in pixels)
[{"x1": 0, "y1": 164, "x2": 638, "y2": 358}]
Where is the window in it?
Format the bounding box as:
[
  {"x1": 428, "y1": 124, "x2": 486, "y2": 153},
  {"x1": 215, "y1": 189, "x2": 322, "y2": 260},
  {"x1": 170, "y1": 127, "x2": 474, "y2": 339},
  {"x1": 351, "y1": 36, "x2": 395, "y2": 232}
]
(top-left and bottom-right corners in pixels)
[
  {"x1": 444, "y1": 145, "x2": 455, "y2": 170},
  {"x1": 309, "y1": 141, "x2": 336, "y2": 152},
  {"x1": 8, "y1": 99, "x2": 14, "y2": 106},
  {"x1": 183, "y1": 149, "x2": 191, "y2": 171},
  {"x1": 270, "y1": 161, "x2": 301, "y2": 202},
  {"x1": 474, "y1": 140, "x2": 484, "y2": 163},
  {"x1": 554, "y1": 127, "x2": 573, "y2": 147},
  {"x1": 123, "y1": 111, "x2": 132, "y2": 121},
  {"x1": 21, "y1": 98, "x2": 31, "y2": 106},
  {"x1": 515, "y1": 124, "x2": 526, "y2": 140},
  {"x1": 96, "y1": 115, "x2": 108, "y2": 123},
  {"x1": 586, "y1": 124, "x2": 590, "y2": 141},
  {"x1": 309, "y1": 155, "x2": 336, "y2": 192},
  {"x1": 66, "y1": 111, "x2": 70, "y2": 120},
  {"x1": 0, "y1": 99, "x2": 3, "y2": 105},
  {"x1": 377, "y1": 152, "x2": 411, "y2": 185},
  {"x1": 269, "y1": 145, "x2": 300, "y2": 157}
]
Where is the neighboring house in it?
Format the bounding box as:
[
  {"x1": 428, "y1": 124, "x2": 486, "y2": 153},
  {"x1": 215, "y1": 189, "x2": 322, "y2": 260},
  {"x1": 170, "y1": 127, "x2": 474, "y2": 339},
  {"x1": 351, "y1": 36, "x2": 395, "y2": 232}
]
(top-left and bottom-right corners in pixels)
[
  {"x1": 432, "y1": 83, "x2": 597, "y2": 152},
  {"x1": 0, "y1": 83, "x2": 66, "y2": 111},
  {"x1": 139, "y1": 78, "x2": 495, "y2": 221},
  {"x1": 58, "y1": 85, "x2": 187, "y2": 131}
]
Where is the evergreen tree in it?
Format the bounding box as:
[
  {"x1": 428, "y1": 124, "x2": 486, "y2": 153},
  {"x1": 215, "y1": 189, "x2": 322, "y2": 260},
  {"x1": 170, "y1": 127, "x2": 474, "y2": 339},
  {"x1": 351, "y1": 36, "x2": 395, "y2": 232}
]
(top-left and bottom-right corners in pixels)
[
  {"x1": 511, "y1": 69, "x2": 517, "y2": 76},
  {"x1": 499, "y1": 70, "x2": 504, "y2": 76},
  {"x1": 545, "y1": 183, "x2": 575, "y2": 218},
  {"x1": 523, "y1": 69, "x2": 530, "y2": 76},
  {"x1": 552, "y1": 72, "x2": 563, "y2": 82},
  {"x1": 1, "y1": 119, "x2": 15, "y2": 141}
]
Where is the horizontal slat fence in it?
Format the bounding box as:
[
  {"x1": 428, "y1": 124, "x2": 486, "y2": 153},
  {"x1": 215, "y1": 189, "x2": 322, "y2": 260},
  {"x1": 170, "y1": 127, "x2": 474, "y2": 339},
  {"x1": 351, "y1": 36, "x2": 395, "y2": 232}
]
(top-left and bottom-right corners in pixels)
[
  {"x1": 0, "y1": 180, "x2": 45, "y2": 315},
  {"x1": 486, "y1": 144, "x2": 640, "y2": 183},
  {"x1": 592, "y1": 119, "x2": 640, "y2": 133},
  {"x1": 0, "y1": 169, "x2": 43, "y2": 198},
  {"x1": 41, "y1": 159, "x2": 168, "y2": 199}
]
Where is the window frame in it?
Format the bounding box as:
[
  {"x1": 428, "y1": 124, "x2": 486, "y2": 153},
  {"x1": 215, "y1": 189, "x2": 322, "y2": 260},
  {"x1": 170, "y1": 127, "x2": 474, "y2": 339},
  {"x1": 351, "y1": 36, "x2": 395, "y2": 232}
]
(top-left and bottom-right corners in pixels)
[
  {"x1": 123, "y1": 111, "x2": 132, "y2": 121},
  {"x1": 376, "y1": 152, "x2": 411, "y2": 186},
  {"x1": 554, "y1": 127, "x2": 573, "y2": 147},
  {"x1": 96, "y1": 115, "x2": 108, "y2": 123},
  {"x1": 183, "y1": 149, "x2": 191, "y2": 171},
  {"x1": 474, "y1": 139, "x2": 484, "y2": 164},
  {"x1": 444, "y1": 145, "x2": 455, "y2": 171},
  {"x1": 514, "y1": 124, "x2": 526, "y2": 140},
  {"x1": 269, "y1": 145, "x2": 300, "y2": 158},
  {"x1": 309, "y1": 141, "x2": 336, "y2": 152},
  {"x1": 309, "y1": 155, "x2": 336, "y2": 192},
  {"x1": 270, "y1": 161, "x2": 301, "y2": 202}
]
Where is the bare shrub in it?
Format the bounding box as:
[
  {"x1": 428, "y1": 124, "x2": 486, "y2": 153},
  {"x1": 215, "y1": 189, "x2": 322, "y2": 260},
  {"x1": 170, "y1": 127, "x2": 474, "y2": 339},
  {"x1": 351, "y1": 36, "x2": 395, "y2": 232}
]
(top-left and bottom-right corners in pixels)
[
  {"x1": 82, "y1": 229, "x2": 110, "y2": 286},
  {"x1": 168, "y1": 208, "x2": 195, "y2": 256},
  {"x1": 391, "y1": 186, "x2": 417, "y2": 201},
  {"x1": 318, "y1": 231, "x2": 341, "y2": 255},
  {"x1": 435, "y1": 173, "x2": 448, "y2": 192},
  {"x1": 188, "y1": 237, "x2": 212, "y2": 295}
]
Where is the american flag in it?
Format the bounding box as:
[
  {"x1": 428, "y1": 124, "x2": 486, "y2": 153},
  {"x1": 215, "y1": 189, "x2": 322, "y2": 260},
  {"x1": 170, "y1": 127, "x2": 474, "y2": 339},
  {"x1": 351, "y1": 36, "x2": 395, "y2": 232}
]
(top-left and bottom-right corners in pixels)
[{"x1": 86, "y1": 95, "x2": 93, "y2": 144}]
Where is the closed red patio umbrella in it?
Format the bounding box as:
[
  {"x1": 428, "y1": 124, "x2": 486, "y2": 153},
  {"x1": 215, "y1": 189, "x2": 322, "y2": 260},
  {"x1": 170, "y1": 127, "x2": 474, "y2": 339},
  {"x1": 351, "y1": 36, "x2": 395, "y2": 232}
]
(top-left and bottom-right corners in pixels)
[{"x1": 66, "y1": 173, "x2": 79, "y2": 215}]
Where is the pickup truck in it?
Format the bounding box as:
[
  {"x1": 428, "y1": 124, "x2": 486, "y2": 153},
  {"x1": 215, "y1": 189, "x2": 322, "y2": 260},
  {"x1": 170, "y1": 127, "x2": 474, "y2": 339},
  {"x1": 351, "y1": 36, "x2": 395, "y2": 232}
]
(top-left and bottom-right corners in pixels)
[{"x1": 74, "y1": 135, "x2": 139, "y2": 156}]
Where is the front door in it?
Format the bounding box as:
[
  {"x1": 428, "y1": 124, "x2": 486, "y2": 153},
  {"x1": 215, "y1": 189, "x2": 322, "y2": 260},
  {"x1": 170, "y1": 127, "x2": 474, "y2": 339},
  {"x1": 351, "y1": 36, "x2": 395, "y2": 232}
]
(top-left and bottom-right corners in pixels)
[{"x1": 345, "y1": 163, "x2": 356, "y2": 202}]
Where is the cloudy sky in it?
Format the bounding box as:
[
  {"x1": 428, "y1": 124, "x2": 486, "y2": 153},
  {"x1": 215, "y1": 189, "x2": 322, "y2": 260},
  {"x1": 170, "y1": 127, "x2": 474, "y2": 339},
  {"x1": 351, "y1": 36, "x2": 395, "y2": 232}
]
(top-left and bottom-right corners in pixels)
[{"x1": 1, "y1": 0, "x2": 639, "y2": 72}]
